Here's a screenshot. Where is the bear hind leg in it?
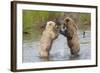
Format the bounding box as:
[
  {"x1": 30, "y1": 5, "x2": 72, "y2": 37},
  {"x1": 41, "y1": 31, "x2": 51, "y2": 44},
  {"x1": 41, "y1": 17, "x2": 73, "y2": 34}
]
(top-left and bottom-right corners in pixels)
[
  {"x1": 39, "y1": 49, "x2": 49, "y2": 58},
  {"x1": 70, "y1": 48, "x2": 80, "y2": 56}
]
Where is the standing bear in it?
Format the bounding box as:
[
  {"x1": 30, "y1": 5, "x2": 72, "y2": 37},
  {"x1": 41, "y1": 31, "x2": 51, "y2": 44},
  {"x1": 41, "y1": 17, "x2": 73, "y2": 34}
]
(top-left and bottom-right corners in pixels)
[
  {"x1": 39, "y1": 21, "x2": 59, "y2": 58},
  {"x1": 62, "y1": 17, "x2": 80, "y2": 56}
]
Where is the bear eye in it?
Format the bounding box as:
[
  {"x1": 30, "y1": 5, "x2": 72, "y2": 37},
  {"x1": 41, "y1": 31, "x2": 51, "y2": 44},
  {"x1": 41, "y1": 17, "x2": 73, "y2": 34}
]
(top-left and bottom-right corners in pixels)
[
  {"x1": 63, "y1": 23, "x2": 66, "y2": 29},
  {"x1": 49, "y1": 23, "x2": 52, "y2": 26},
  {"x1": 63, "y1": 23, "x2": 66, "y2": 27}
]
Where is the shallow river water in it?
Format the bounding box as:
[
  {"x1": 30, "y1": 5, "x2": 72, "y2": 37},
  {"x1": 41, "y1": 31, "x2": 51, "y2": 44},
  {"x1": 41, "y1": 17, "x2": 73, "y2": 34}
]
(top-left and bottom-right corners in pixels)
[{"x1": 22, "y1": 31, "x2": 91, "y2": 63}]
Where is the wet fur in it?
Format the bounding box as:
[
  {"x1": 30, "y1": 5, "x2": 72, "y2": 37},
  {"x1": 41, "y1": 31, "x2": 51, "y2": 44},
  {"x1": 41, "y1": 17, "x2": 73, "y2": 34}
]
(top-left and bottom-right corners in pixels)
[
  {"x1": 64, "y1": 17, "x2": 80, "y2": 55},
  {"x1": 39, "y1": 21, "x2": 59, "y2": 58}
]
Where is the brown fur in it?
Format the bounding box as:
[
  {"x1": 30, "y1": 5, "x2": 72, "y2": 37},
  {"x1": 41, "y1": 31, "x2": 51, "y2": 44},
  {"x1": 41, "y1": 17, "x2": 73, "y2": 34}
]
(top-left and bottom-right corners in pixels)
[
  {"x1": 64, "y1": 17, "x2": 80, "y2": 55},
  {"x1": 39, "y1": 21, "x2": 59, "y2": 58}
]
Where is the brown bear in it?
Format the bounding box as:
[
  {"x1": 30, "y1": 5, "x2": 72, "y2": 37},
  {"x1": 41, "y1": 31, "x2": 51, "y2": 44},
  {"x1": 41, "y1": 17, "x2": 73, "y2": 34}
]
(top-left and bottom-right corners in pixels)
[
  {"x1": 63, "y1": 17, "x2": 80, "y2": 56},
  {"x1": 39, "y1": 21, "x2": 59, "y2": 58}
]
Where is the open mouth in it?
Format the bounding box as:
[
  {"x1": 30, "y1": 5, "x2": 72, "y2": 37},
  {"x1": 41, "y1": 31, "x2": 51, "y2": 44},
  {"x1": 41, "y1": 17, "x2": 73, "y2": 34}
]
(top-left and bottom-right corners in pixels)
[{"x1": 59, "y1": 24, "x2": 67, "y2": 36}]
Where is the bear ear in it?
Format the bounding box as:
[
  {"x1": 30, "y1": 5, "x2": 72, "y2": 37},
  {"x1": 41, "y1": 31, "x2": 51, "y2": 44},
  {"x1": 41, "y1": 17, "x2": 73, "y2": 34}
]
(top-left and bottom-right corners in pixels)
[{"x1": 65, "y1": 18, "x2": 70, "y2": 23}]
